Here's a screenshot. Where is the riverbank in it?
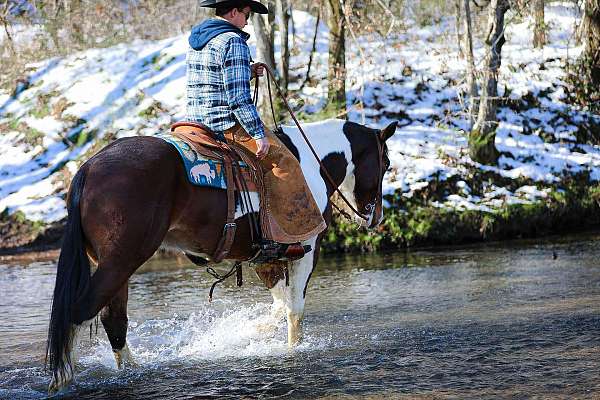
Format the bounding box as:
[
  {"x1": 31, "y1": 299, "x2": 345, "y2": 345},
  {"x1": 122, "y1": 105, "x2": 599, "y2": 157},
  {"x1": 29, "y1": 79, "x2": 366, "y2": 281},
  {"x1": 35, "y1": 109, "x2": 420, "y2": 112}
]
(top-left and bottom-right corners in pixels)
[
  {"x1": 1, "y1": 4, "x2": 600, "y2": 255},
  {"x1": 3, "y1": 187, "x2": 599, "y2": 256},
  {"x1": 324, "y1": 172, "x2": 600, "y2": 252}
]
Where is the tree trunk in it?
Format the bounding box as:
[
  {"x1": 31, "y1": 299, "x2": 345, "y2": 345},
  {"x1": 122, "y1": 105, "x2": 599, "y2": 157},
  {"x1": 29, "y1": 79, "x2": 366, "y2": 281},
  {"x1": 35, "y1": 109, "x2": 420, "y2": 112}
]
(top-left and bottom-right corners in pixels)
[
  {"x1": 0, "y1": 3, "x2": 17, "y2": 57},
  {"x1": 455, "y1": 0, "x2": 464, "y2": 59},
  {"x1": 300, "y1": 4, "x2": 321, "y2": 90},
  {"x1": 289, "y1": 3, "x2": 296, "y2": 47},
  {"x1": 251, "y1": 3, "x2": 284, "y2": 127},
  {"x1": 582, "y1": 0, "x2": 600, "y2": 89},
  {"x1": 470, "y1": 0, "x2": 509, "y2": 165},
  {"x1": 66, "y1": 0, "x2": 86, "y2": 47},
  {"x1": 275, "y1": 0, "x2": 290, "y2": 95},
  {"x1": 326, "y1": 0, "x2": 346, "y2": 115},
  {"x1": 533, "y1": 0, "x2": 546, "y2": 48},
  {"x1": 464, "y1": 0, "x2": 478, "y2": 128}
]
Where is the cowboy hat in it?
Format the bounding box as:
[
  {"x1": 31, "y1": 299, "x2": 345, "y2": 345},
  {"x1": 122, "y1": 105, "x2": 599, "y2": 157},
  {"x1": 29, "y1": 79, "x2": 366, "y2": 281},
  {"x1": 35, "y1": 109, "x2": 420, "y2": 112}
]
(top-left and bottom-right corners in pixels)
[{"x1": 199, "y1": 0, "x2": 268, "y2": 14}]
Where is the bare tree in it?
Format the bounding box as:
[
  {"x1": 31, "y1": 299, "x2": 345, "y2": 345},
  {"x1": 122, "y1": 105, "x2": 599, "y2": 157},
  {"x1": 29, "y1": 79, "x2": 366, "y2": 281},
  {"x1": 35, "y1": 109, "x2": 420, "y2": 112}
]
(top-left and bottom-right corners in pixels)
[
  {"x1": 455, "y1": 0, "x2": 464, "y2": 58},
  {"x1": 582, "y1": 0, "x2": 600, "y2": 88},
  {"x1": 250, "y1": 1, "x2": 291, "y2": 127},
  {"x1": 464, "y1": 0, "x2": 478, "y2": 127},
  {"x1": 470, "y1": 0, "x2": 509, "y2": 165},
  {"x1": 326, "y1": 0, "x2": 346, "y2": 115},
  {"x1": 275, "y1": 0, "x2": 290, "y2": 95},
  {"x1": 33, "y1": 0, "x2": 63, "y2": 51},
  {"x1": 252, "y1": 8, "x2": 276, "y2": 71},
  {"x1": 300, "y1": 2, "x2": 321, "y2": 90},
  {"x1": 533, "y1": 0, "x2": 546, "y2": 48},
  {"x1": 0, "y1": 1, "x2": 17, "y2": 57}
]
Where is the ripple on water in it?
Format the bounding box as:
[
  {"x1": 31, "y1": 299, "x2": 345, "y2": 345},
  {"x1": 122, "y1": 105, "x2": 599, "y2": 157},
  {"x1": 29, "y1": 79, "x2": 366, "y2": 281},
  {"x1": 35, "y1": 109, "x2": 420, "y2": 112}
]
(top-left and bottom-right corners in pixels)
[{"x1": 2, "y1": 233, "x2": 600, "y2": 398}]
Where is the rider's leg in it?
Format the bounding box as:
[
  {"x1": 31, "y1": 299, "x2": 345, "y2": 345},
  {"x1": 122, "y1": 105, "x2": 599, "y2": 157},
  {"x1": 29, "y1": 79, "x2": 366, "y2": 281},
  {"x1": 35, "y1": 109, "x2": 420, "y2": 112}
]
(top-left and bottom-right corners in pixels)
[{"x1": 224, "y1": 125, "x2": 326, "y2": 244}]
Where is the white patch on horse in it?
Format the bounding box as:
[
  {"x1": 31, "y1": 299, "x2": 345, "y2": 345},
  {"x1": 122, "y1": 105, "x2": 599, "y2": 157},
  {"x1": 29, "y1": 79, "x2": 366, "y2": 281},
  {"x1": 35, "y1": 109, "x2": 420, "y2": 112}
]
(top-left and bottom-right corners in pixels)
[
  {"x1": 235, "y1": 191, "x2": 260, "y2": 219},
  {"x1": 281, "y1": 119, "x2": 355, "y2": 214}
]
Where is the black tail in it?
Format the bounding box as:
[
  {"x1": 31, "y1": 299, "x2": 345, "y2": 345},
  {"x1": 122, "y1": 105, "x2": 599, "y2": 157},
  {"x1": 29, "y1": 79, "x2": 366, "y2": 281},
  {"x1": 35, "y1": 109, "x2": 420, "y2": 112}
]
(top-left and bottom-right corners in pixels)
[{"x1": 46, "y1": 167, "x2": 91, "y2": 380}]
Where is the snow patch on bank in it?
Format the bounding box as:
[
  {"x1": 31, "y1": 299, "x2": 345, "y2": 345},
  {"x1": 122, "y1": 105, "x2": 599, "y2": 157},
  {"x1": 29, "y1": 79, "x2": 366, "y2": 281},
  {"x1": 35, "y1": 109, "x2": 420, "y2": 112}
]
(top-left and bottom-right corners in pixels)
[{"x1": 0, "y1": 3, "x2": 598, "y2": 223}]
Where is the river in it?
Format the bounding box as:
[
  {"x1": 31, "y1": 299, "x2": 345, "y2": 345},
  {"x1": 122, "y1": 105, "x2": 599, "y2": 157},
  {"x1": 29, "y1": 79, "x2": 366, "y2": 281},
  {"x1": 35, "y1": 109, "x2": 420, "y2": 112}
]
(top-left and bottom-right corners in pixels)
[{"x1": 1, "y1": 233, "x2": 599, "y2": 399}]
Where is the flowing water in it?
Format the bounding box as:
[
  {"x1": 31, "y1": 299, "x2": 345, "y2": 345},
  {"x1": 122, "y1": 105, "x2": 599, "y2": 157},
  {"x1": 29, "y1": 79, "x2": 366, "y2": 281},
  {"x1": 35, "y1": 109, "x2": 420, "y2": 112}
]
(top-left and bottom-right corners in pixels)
[{"x1": 1, "y1": 233, "x2": 600, "y2": 399}]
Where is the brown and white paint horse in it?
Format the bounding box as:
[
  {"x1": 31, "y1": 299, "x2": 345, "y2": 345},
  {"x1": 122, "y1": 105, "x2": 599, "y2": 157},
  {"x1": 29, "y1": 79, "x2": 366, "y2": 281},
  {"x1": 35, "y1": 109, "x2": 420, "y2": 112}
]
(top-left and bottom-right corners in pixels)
[{"x1": 46, "y1": 118, "x2": 397, "y2": 394}]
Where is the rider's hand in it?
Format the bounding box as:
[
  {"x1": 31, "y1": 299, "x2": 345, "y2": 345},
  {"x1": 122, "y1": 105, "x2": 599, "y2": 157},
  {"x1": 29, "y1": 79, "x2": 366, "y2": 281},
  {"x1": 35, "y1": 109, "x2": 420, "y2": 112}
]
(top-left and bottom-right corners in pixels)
[
  {"x1": 255, "y1": 137, "x2": 270, "y2": 159},
  {"x1": 251, "y1": 63, "x2": 265, "y2": 79}
]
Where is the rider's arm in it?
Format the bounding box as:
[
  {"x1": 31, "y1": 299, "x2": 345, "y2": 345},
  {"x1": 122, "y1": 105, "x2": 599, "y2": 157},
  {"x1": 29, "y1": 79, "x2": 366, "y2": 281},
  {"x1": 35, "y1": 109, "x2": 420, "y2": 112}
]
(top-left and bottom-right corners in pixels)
[{"x1": 222, "y1": 36, "x2": 266, "y2": 140}]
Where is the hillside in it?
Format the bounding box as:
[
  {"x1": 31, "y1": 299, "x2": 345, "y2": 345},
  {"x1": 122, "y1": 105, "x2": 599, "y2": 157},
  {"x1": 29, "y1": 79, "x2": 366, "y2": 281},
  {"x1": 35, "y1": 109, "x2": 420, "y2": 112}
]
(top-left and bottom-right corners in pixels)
[{"x1": 1, "y1": 4, "x2": 600, "y2": 252}]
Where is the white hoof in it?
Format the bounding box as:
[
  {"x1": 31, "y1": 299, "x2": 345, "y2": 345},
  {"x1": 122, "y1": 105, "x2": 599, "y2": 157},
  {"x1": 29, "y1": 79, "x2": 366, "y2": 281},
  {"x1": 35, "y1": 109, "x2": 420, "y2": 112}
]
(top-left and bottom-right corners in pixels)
[
  {"x1": 114, "y1": 343, "x2": 137, "y2": 369},
  {"x1": 48, "y1": 365, "x2": 74, "y2": 396},
  {"x1": 287, "y1": 313, "x2": 303, "y2": 348}
]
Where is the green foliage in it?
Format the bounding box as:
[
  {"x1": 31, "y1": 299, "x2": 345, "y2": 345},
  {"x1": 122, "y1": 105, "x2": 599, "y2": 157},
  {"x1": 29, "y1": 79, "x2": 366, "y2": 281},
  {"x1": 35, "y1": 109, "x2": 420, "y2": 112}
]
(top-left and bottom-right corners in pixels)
[
  {"x1": 6, "y1": 210, "x2": 44, "y2": 233},
  {"x1": 30, "y1": 90, "x2": 61, "y2": 119},
  {"x1": 30, "y1": 102, "x2": 51, "y2": 119},
  {"x1": 12, "y1": 210, "x2": 28, "y2": 224},
  {"x1": 23, "y1": 127, "x2": 45, "y2": 147},
  {"x1": 0, "y1": 208, "x2": 49, "y2": 250},
  {"x1": 297, "y1": 104, "x2": 342, "y2": 123},
  {"x1": 322, "y1": 172, "x2": 600, "y2": 253},
  {"x1": 565, "y1": 57, "x2": 600, "y2": 115},
  {"x1": 8, "y1": 118, "x2": 21, "y2": 131},
  {"x1": 138, "y1": 100, "x2": 166, "y2": 119},
  {"x1": 75, "y1": 130, "x2": 90, "y2": 147}
]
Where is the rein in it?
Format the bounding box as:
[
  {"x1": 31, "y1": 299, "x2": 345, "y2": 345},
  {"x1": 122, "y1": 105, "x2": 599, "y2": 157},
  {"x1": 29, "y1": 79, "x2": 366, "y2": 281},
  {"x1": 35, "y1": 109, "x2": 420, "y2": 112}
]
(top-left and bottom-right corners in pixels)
[{"x1": 253, "y1": 63, "x2": 385, "y2": 222}]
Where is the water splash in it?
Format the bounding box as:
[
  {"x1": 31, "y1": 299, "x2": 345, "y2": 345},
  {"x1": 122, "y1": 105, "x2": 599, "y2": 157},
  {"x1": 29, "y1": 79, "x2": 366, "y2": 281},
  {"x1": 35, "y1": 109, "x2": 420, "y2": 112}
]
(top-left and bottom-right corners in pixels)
[{"x1": 79, "y1": 301, "x2": 329, "y2": 372}]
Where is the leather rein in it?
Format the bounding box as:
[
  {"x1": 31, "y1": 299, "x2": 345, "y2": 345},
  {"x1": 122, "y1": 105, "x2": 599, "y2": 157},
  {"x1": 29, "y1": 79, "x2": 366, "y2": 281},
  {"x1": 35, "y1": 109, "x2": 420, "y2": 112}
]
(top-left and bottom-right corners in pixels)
[{"x1": 253, "y1": 63, "x2": 385, "y2": 223}]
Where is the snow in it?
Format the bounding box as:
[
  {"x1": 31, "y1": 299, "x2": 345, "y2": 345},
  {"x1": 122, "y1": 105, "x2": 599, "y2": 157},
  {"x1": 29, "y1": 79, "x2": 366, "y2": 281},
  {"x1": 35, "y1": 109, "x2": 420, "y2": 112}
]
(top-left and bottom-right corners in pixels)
[{"x1": 0, "y1": 3, "x2": 599, "y2": 223}]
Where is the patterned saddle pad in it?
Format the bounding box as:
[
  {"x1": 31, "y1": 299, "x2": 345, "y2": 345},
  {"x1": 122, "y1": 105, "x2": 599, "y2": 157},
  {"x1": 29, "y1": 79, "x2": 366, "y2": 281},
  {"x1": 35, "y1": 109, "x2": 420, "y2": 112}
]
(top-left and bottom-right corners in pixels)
[{"x1": 156, "y1": 133, "x2": 252, "y2": 190}]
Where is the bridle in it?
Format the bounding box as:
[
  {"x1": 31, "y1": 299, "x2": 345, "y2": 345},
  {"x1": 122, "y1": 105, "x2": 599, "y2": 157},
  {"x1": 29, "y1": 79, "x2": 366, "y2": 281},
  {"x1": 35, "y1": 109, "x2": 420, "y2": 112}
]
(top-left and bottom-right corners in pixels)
[{"x1": 253, "y1": 63, "x2": 386, "y2": 223}]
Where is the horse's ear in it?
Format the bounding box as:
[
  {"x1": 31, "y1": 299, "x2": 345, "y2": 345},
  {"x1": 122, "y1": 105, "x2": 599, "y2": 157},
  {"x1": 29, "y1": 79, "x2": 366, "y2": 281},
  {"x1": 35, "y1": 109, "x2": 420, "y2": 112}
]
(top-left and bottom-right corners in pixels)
[{"x1": 379, "y1": 121, "x2": 398, "y2": 142}]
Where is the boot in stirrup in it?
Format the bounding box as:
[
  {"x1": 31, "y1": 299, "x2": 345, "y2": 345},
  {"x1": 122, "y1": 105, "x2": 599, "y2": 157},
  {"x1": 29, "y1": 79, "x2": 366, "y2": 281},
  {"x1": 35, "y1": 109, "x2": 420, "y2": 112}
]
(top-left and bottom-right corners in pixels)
[{"x1": 252, "y1": 240, "x2": 312, "y2": 263}]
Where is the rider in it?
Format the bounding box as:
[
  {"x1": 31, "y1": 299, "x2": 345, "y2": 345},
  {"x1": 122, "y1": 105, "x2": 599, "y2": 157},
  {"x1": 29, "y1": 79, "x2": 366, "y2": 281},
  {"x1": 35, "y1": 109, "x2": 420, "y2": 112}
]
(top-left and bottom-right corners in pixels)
[{"x1": 186, "y1": 0, "x2": 327, "y2": 256}]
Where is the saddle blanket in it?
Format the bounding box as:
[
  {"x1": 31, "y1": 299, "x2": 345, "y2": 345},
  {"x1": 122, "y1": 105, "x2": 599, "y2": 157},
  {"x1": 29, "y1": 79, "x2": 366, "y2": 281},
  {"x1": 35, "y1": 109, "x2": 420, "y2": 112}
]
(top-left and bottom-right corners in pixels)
[{"x1": 156, "y1": 133, "x2": 250, "y2": 189}]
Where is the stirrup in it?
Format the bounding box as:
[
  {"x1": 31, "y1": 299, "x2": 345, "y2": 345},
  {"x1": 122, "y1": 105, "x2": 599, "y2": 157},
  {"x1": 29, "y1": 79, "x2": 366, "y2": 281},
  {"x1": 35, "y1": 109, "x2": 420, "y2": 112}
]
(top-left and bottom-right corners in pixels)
[{"x1": 251, "y1": 241, "x2": 312, "y2": 263}]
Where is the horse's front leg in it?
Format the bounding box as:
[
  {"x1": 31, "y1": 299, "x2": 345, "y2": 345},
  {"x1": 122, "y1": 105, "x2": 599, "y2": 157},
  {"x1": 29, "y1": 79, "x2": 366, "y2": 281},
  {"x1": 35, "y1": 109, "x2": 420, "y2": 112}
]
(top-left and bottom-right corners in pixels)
[{"x1": 269, "y1": 238, "x2": 317, "y2": 347}]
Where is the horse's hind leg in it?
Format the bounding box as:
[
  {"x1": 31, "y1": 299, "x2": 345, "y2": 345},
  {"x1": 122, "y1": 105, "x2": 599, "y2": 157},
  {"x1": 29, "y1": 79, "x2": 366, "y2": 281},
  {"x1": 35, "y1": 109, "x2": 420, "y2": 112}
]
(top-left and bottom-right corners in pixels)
[{"x1": 101, "y1": 281, "x2": 137, "y2": 369}]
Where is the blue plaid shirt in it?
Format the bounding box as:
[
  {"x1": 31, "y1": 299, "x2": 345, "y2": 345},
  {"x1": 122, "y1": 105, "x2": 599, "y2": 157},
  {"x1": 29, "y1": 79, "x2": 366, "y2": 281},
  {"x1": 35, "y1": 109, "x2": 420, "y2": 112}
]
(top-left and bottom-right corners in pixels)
[{"x1": 186, "y1": 28, "x2": 265, "y2": 139}]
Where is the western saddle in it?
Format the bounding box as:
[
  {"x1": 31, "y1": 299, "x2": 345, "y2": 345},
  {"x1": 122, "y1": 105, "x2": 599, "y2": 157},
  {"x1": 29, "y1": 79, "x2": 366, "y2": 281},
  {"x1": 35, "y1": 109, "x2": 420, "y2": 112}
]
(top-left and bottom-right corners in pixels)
[{"x1": 171, "y1": 121, "x2": 263, "y2": 263}]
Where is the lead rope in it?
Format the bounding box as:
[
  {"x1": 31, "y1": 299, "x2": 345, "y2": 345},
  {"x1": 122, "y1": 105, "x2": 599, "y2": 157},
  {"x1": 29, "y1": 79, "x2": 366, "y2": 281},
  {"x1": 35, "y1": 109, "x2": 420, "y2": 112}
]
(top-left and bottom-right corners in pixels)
[
  {"x1": 206, "y1": 262, "x2": 243, "y2": 302},
  {"x1": 254, "y1": 63, "x2": 371, "y2": 221},
  {"x1": 253, "y1": 72, "x2": 279, "y2": 131}
]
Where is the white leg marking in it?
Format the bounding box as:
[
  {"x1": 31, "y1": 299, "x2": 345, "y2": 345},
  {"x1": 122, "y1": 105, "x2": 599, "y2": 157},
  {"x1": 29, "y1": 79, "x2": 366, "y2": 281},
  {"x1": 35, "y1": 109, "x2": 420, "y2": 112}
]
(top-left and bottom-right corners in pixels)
[
  {"x1": 268, "y1": 238, "x2": 317, "y2": 347},
  {"x1": 256, "y1": 296, "x2": 286, "y2": 336},
  {"x1": 113, "y1": 342, "x2": 137, "y2": 370}
]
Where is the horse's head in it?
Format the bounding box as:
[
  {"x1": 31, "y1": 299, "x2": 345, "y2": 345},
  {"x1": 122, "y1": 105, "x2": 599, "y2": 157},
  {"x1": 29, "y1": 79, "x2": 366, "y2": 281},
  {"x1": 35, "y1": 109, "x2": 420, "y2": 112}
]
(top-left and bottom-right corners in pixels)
[{"x1": 340, "y1": 120, "x2": 397, "y2": 229}]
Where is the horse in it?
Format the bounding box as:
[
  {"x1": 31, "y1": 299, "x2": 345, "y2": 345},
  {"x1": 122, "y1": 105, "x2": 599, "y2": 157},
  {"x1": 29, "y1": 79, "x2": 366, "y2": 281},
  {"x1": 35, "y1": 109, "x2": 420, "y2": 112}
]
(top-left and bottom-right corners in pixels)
[{"x1": 46, "y1": 118, "x2": 398, "y2": 394}]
